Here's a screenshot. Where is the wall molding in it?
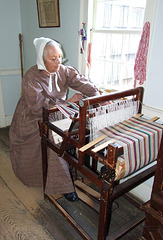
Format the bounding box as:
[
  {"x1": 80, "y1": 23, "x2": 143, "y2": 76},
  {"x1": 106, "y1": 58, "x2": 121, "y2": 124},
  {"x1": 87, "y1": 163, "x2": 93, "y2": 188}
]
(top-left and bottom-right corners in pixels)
[
  {"x1": 0, "y1": 68, "x2": 21, "y2": 128},
  {"x1": 5, "y1": 114, "x2": 13, "y2": 127},
  {"x1": 0, "y1": 69, "x2": 21, "y2": 76}
]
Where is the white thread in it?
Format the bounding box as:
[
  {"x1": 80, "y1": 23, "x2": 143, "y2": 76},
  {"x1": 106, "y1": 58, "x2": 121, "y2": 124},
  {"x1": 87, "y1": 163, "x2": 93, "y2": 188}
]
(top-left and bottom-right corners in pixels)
[{"x1": 88, "y1": 99, "x2": 139, "y2": 141}]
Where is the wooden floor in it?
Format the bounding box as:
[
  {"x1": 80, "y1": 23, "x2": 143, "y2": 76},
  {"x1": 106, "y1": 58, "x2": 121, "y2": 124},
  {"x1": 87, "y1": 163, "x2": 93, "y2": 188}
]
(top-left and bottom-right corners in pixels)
[{"x1": 0, "y1": 127, "x2": 145, "y2": 240}]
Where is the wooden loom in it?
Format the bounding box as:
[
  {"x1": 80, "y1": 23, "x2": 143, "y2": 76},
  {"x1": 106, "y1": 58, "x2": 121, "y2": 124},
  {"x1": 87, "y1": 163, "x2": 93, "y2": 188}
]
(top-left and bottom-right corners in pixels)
[{"x1": 39, "y1": 87, "x2": 163, "y2": 240}]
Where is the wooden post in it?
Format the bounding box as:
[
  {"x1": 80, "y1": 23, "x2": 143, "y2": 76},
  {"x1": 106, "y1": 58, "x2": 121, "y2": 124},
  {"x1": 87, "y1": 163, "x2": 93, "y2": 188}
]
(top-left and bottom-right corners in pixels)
[
  {"x1": 98, "y1": 144, "x2": 118, "y2": 240},
  {"x1": 98, "y1": 181, "x2": 113, "y2": 240},
  {"x1": 19, "y1": 33, "x2": 23, "y2": 81},
  {"x1": 142, "y1": 134, "x2": 163, "y2": 239}
]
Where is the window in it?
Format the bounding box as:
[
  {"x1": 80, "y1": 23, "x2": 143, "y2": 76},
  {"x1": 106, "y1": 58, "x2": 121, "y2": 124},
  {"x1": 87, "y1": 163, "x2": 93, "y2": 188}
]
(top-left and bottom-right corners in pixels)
[{"x1": 88, "y1": 0, "x2": 147, "y2": 90}]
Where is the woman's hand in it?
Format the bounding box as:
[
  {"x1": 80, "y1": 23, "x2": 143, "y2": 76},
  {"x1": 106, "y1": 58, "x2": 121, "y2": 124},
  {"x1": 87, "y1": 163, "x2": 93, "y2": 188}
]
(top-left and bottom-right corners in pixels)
[{"x1": 67, "y1": 93, "x2": 83, "y2": 103}]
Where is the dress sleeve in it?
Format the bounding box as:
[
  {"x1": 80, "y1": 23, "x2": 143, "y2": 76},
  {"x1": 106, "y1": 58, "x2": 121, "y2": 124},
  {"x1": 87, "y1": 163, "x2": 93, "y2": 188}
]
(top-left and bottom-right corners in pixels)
[
  {"x1": 65, "y1": 66, "x2": 100, "y2": 97},
  {"x1": 23, "y1": 77, "x2": 50, "y2": 117}
]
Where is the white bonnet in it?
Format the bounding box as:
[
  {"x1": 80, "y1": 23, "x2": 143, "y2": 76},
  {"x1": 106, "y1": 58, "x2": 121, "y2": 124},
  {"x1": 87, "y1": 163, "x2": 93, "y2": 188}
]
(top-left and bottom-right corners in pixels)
[
  {"x1": 33, "y1": 37, "x2": 61, "y2": 92},
  {"x1": 33, "y1": 37, "x2": 61, "y2": 70}
]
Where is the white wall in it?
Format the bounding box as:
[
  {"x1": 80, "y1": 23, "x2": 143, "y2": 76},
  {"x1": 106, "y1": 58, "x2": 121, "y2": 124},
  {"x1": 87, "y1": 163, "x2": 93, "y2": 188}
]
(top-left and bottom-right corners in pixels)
[
  {"x1": 0, "y1": 0, "x2": 81, "y2": 127},
  {"x1": 144, "y1": 0, "x2": 163, "y2": 110},
  {"x1": 19, "y1": 0, "x2": 80, "y2": 72},
  {"x1": 0, "y1": 0, "x2": 22, "y2": 127},
  {"x1": 0, "y1": 0, "x2": 21, "y2": 69}
]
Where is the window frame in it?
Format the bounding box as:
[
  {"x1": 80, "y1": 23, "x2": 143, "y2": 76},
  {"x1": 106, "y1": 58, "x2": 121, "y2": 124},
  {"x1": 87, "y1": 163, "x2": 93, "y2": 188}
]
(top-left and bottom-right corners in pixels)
[{"x1": 78, "y1": 0, "x2": 158, "y2": 89}]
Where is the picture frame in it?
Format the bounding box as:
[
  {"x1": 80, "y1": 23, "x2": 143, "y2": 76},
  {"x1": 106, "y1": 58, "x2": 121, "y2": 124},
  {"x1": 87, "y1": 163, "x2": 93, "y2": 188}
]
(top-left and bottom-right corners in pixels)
[{"x1": 36, "y1": 0, "x2": 60, "y2": 28}]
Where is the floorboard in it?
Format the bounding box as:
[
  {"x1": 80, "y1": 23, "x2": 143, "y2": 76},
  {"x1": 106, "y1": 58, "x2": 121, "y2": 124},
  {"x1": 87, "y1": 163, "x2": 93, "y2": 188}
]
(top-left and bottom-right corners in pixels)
[
  {"x1": 0, "y1": 127, "x2": 145, "y2": 240},
  {"x1": 0, "y1": 177, "x2": 53, "y2": 240}
]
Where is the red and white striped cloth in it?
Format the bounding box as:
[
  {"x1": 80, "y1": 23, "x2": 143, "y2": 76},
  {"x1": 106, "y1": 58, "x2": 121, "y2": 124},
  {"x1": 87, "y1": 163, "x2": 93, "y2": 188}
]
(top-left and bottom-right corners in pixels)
[
  {"x1": 134, "y1": 22, "x2": 150, "y2": 88},
  {"x1": 100, "y1": 116, "x2": 163, "y2": 177}
]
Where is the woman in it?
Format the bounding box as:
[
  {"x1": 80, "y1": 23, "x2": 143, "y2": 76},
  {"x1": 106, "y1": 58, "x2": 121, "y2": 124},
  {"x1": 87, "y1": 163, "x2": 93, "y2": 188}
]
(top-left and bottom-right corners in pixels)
[{"x1": 9, "y1": 37, "x2": 100, "y2": 201}]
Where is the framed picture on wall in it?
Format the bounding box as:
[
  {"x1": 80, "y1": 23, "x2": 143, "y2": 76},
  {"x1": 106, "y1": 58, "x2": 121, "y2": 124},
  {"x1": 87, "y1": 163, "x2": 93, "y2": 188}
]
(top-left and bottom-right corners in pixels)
[{"x1": 36, "y1": 0, "x2": 60, "y2": 27}]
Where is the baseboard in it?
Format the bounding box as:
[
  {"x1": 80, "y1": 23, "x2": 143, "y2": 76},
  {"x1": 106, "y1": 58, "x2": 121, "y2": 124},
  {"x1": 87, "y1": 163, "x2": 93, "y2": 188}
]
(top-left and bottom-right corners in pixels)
[
  {"x1": 142, "y1": 104, "x2": 163, "y2": 122},
  {"x1": 5, "y1": 115, "x2": 13, "y2": 127}
]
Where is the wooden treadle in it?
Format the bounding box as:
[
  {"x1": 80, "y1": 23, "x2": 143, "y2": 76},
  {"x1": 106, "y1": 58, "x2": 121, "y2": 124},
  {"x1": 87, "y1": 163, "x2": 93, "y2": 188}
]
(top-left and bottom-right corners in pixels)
[
  {"x1": 75, "y1": 180, "x2": 100, "y2": 213},
  {"x1": 75, "y1": 180, "x2": 101, "y2": 200},
  {"x1": 75, "y1": 188, "x2": 100, "y2": 213}
]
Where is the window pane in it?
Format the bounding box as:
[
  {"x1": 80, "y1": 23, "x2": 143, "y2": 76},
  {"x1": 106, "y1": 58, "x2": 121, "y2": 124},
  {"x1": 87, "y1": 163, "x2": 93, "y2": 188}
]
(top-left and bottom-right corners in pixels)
[
  {"x1": 95, "y1": 0, "x2": 146, "y2": 30},
  {"x1": 90, "y1": 32, "x2": 141, "y2": 89},
  {"x1": 89, "y1": 0, "x2": 147, "y2": 90}
]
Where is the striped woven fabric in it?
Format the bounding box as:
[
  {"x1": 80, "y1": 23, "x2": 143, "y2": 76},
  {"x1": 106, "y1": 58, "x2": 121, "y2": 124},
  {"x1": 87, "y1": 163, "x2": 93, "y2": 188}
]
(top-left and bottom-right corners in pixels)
[
  {"x1": 100, "y1": 116, "x2": 163, "y2": 177},
  {"x1": 56, "y1": 103, "x2": 79, "y2": 118}
]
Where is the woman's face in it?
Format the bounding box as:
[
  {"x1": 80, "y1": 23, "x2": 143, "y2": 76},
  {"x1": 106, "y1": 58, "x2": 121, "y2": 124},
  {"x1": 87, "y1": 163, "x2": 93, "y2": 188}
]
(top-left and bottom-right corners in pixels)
[{"x1": 43, "y1": 44, "x2": 62, "y2": 73}]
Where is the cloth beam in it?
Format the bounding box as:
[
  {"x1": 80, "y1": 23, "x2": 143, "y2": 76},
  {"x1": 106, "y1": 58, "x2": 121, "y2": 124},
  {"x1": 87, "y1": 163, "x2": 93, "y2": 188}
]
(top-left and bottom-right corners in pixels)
[{"x1": 100, "y1": 116, "x2": 163, "y2": 177}]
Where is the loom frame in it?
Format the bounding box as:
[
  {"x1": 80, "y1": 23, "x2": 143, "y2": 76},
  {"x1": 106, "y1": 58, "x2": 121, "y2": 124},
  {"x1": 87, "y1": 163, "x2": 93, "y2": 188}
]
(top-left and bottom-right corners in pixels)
[
  {"x1": 141, "y1": 134, "x2": 163, "y2": 239},
  {"x1": 39, "y1": 87, "x2": 162, "y2": 240}
]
